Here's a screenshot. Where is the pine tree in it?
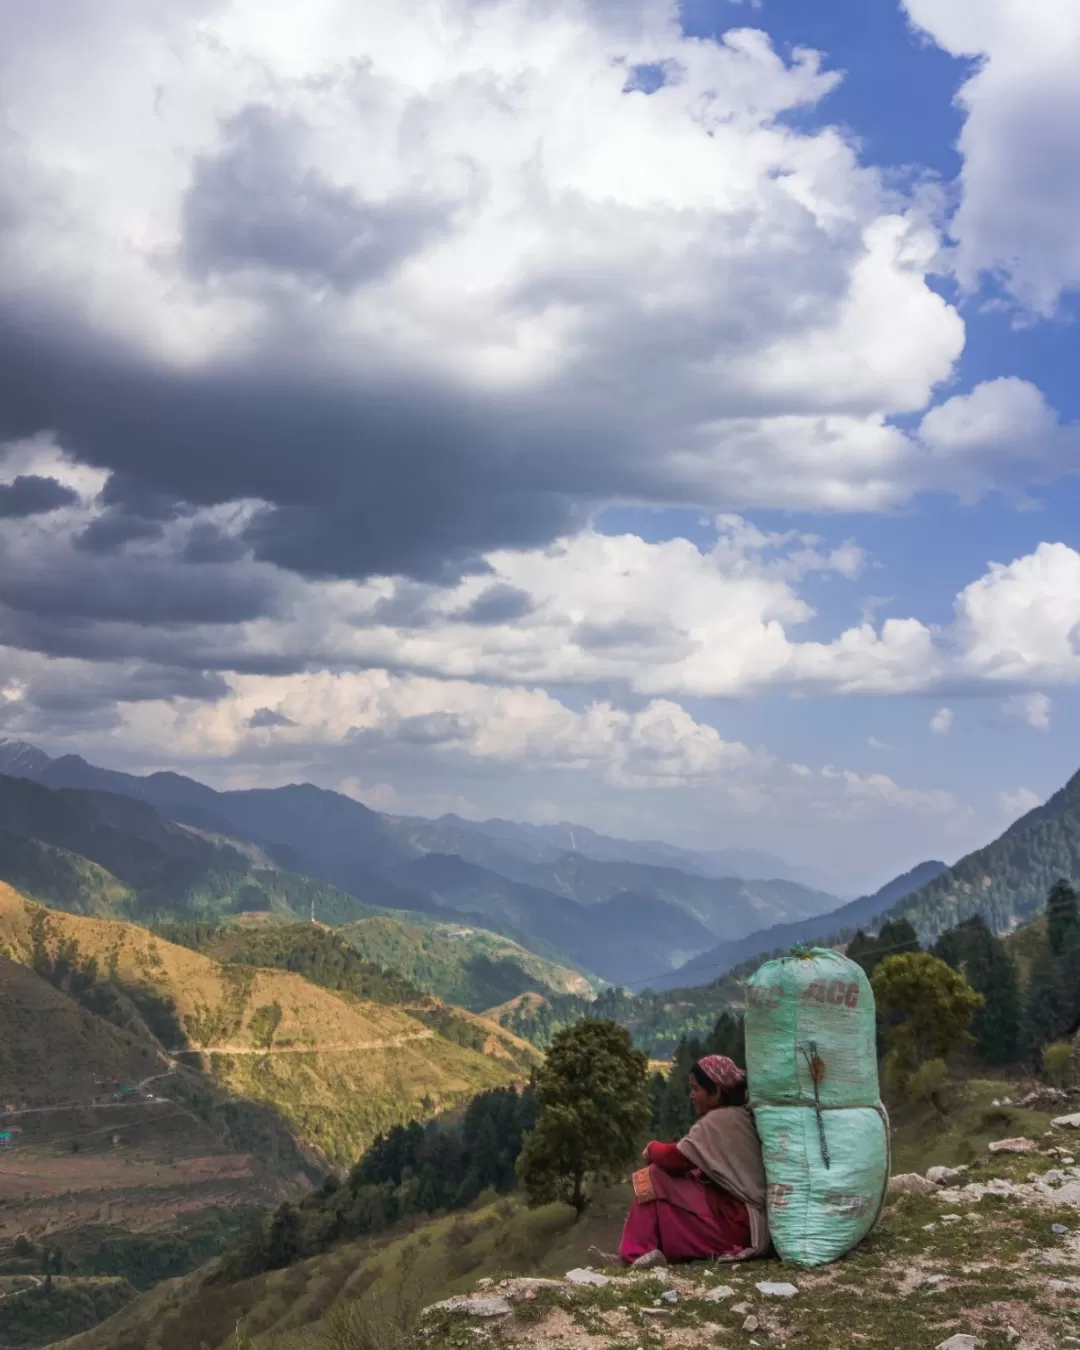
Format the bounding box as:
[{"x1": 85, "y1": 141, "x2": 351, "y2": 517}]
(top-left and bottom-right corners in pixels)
[
  {"x1": 1047, "y1": 879, "x2": 1080, "y2": 957},
  {"x1": 1022, "y1": 947, "x2": 1072, "y2": 1064},
  {"x1": 933, "y1": 917, "x2": 1021, "y2": 1065}
]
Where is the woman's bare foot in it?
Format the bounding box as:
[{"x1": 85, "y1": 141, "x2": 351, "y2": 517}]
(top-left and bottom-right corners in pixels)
[{"x1": 587, "y1": 1246, "x2": 623, "y2": 1267}]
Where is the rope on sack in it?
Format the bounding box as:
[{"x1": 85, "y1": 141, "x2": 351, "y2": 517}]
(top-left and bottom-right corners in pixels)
[{"x1": 800, "y1": 1040, "x2": 831, "y2": 1169}]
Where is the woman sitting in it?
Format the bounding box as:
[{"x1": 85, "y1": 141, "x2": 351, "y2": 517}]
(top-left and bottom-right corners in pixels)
[{"x1": 611, "y1": 1054, "x2": 768, "y2": 1268}]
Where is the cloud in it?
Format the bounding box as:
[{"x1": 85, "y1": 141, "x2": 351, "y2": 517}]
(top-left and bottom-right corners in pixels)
[
  {"x1": 0, "y1": 475, "x2": 78, "y2": 518},
  {"x1": 999, "y1": 787, "x2": 1041, "y2": 819},
  {"x1": 0, "y1": 0, "x2": 1027, "y2": 598},
  {"x1": 868, "y1": 737, "x2": 890, "y2": 751},
  {"x1": 904, "y1": 0, "x2": 1080, "y2": 313},
  {"x1": 1002, "y1": 692, "x2": 1051, "y2": 730},
  {"x1": 930, "y1": 707, "x2": 953, "y2": 735},
  {"x1": 247, "y1": 706, "x2": 296, "y2": 728}
]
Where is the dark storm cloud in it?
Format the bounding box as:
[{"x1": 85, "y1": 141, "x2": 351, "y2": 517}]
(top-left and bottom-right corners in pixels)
[
  {"x1": 75, "y1": 512, "x2": 164, "y2": 554},
  {"x1": 0, "y1": 300, "x2": 594, "y2": 584},
  {"x1": 0, "y1": 474, "x2": 78, "y2": 517},
  {"x1": 24, "y1": 664, "x2": 229, "y2": 711},
  {"x1": 0, "y1": 550, "x2": 275, "y2": 625},
  {"x1": 180, "y1": 523, "x2": 247, "y2": 564},
  {"x1": 248, "y1": 706, "x2": 296, "y2": 728},
  {"x1": 455, "y1": 583, "x2": 534, "y2": 624},
  {"x1": 183, "y1": 105, "x2": 450, "y2": 292}
]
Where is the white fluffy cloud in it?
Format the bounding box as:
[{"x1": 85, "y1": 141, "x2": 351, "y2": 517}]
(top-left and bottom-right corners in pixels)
[
  {"x1": 904, "y1": 0, "x2": 1080, "y2": 313},
  {"x1": 1002, "y1": 692, "x2": 1051, "y2": 730},
  {"x1": 999, "y1": 787, "x2": 1041, "y2": 820},
  {"x1": 930, "y1": 708, "x2": 953, "y2": 735},
  {"x1": 1, "y1": 0, "x2": 1067, "y2": 526}
]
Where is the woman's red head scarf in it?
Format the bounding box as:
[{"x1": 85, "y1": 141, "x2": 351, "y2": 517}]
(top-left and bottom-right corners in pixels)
[{"x1": 696, "y1": 1054, "x2": 746, "y2": 1090}]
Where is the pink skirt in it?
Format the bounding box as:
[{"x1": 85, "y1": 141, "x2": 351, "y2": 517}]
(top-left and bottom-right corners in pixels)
[{"x1": 619, "y1": 1164, "x2": 752, "y2": 1264}]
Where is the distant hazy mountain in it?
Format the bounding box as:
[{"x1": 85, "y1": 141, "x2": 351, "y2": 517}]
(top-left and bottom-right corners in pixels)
[
  {"x1": 657, "y1": 858, "x2": 949, "y2": 990},
  {"x1": 417, "y1": 812, "x2": 822, "y2": 886},
  {"x1": 0, "y1": 741, "x2": 836, "y2": 978},
  {"x1": 0, "y1": 771, "x2": 400, "y2": 925},
  {"x1": 394, "y1": 852, "x2": 717, "y2": 985}
]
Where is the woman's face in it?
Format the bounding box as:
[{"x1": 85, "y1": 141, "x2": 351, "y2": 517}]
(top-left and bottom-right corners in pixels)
[{"x1": 688, "y1": 1074, "x2": 722, "y2": 1117}]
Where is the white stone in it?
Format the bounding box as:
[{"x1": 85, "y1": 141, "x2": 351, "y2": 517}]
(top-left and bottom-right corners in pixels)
[
  {"x1": 1052, "y1": 1223, "x2": 1071, "y2": 1235},
  {"x1": 1049, "y1": 1277, "x2": 1080, "y2": 1293},
  {"x1": 1052, "y1": 1113, "x2": 1080, "y2": 1129},
  {"x1": 988, "y1": 1137, "x2": 1038, "y2": 1155},
  {"x1": 890, "y1": 1172, "x2": 938, "y2": 1195},
  {"x1": 935, "y1": 1337, "x2": 979, "y2": 1350},
  {"x1": 660, "y1": 1289, "x2": 678, "y2": 1305},
  {"x1": 565, "y1": 1269, "x2": 612, "y2": 1287},
  {"x1": 940, "y1": 1214, "x2": 963, "y2": 1224},
  {"x1": 927, "y1": 1165, "x2": 967, "y2": 1186},
  {"x1": 756, "y1": 1281, "x2": 798, "y2": 1298},
  {"x1": 429, "y1": 1297, "x2": 513, "y2": 1318},
  {"x1": 1044, "y1": 1170, "x2": 1067, "y2": 1185},
  {"x1": 732, "y1": 1301, "x2": 752, "y2": 1315},
  {"x1": 743, "y1": 1316, "x2": 760, "y2": 1333},
  {"x1": 705, "y1": 1285, "x2": 737, "y2": 1302}
]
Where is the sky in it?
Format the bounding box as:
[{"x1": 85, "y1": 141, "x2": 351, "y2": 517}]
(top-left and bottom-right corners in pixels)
[{"x1": 1, "y1": 0, "x2": 1079, "y2": 896}]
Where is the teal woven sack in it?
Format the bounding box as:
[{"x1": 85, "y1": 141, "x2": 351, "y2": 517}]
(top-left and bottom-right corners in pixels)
[{"x1": 746, "y1": 949, "x2": 890, "y2": 1266}]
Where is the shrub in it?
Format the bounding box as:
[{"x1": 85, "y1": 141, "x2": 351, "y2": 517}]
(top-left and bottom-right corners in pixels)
[{"x1": 1041, "y1": 1039, "x2": 1075, "y2": 1088}]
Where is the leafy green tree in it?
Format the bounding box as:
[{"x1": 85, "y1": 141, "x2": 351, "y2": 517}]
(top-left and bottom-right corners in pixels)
[
  {"x1": 871, "y1": 953, "x2": 983, "y2": 1083},
  {"x1": 1047, "y1": 879, "x2": 1080, "y2": 957},
  {"x1": 518, "y1": 1019, "x2": 649, "y2": 1216}
]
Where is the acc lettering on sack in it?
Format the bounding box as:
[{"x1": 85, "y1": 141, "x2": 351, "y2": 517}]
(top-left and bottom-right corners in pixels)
[
  {"x1": 748, "y1": 983, "x2": 783, "y2": 1010},
  {"x1": 821, "y1": 1192, "x2": 874, "y2": 1219},
  {"x1": 801, "y1": 979, "x2": 860, "y2": 1008},
  {"x1": 767, "y1": 1183, "x2": 794, "y2": 1210}
]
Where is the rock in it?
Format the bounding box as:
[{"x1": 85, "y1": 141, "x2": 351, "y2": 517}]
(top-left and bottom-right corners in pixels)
[
  {"x1": 732, "y1": 1301, "x2": 752, "y2": 1315},
  {"x1": 476, "y1": 1279, "x2": 493, "y2": 1289},
  {"x1": 940, "y1": 1214, "x2": 963, "y2": 1224},
  {"x1": 565, "y1": 1269, "x2": 612, "y2": 1287},
  {"x1": 660, "y1": 1289, "x2": 678, "y2": 1305},
  {"x1": 640, "y1": 1308, "x2": 672, "y2": 1320},
  {"x1": 1052, "y1": 1222, "x2": 1071, "y2": 1235},
  {"x1": 922, "y1": 1223, "x2": 937, "y2": 1231},
  {"x1": 1064, "y1": 1155, "x2": 1076, "y2": 1164},
  {"x1": 927, "y1": 1165, "x2": 967, "y2": 1186},
  {"x1": 1044, "y1": 1170, "x2": 1067, "y2": 1185},
  {"x1": 756, "y1": 1281, "x2": 798, "y2": 1298},
  {"x1": 1052, "y1": 1113, "x2": 1080, "y2": 1129},
  {"x1": 503, "y1": 1279, "x2": 564, "y2": 1305},
  {"x1": 988, "y1": 1137, "x2": 1038, "y2": 1155},
  {"x1": 935, "y1": 1337, "x2": 979, "y2": 1350},
  {"x1": 743, "y1": 1316, "x2": 760, "y2": 1333},
  {"x1": 890, "y1": 1172, "x2": 938, "y2": 1195},
  {"x1": 1049, "y1": 1277, "x2": 1080, "y2": 1293},
  {"x1": 429, "y1": 1297, "x2": 513, "y2": 1318},
  {"x1": 705, "y1": 1285, "x2": 737, "y2": 1302}
]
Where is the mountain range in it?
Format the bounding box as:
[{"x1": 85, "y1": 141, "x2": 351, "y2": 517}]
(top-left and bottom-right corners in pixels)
[
  {"x1": 3, "y1": 738, "x2": 1076, "y2": 993},
  {"x1": 0, "y1": 740, "x2": 845, "y2": 984}
]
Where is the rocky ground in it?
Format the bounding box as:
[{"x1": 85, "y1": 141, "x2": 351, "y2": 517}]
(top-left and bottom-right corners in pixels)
[{"x1": 418, "y1": 1121, "x2": 1080, "y2": 1350}]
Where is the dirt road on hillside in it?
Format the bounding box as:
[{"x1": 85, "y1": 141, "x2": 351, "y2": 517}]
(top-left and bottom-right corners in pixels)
[{"x1": 168, "y1": 1029, "x2": 436, "y2": 1055}]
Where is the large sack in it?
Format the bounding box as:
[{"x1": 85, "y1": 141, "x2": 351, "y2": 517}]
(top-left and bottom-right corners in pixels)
[{"x1": 746, "y1": 948, "x2": 890, "y2": 1266}]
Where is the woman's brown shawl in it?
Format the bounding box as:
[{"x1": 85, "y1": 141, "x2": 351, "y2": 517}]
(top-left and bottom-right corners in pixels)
[{"x1": 676, "y1": 1106, "x2": 770, "y2": 1259}]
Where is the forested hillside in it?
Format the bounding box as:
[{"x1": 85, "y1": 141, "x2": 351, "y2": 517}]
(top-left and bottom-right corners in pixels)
[{"x1": 887, "y1": 768, "x2": 1080, "y2": 938}]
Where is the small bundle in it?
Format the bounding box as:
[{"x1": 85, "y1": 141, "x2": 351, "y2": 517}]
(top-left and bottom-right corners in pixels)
[{"x1": 745, "y1": 948, "x2": 890, "y2": 1266}]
